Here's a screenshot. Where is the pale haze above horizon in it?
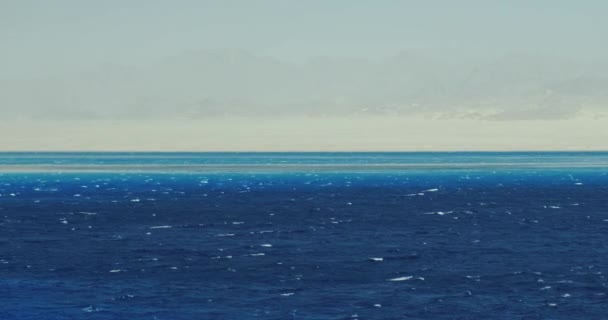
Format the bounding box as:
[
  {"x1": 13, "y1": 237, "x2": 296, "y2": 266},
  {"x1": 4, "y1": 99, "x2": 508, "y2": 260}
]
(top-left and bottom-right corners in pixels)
[{"x1": 1, "y1": 0, "x2": 607, "y2": 151}]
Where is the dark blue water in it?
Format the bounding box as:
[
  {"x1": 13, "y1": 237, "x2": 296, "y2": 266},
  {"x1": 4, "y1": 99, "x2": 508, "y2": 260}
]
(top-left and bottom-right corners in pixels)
[{"x1": 1, "y1": 153, "x2": 608, "y2": 319}]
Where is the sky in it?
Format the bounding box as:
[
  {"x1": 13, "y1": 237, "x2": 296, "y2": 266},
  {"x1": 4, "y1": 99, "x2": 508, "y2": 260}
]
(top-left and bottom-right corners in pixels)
[{"x1": 1, "y1": 0, "x2": 607, "y2": 150}]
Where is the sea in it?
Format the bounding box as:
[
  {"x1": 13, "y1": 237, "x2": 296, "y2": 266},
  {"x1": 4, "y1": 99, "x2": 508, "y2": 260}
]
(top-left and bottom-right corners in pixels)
[{"x1": 1, "y1": 152, "x2": 607, "y2": 319}]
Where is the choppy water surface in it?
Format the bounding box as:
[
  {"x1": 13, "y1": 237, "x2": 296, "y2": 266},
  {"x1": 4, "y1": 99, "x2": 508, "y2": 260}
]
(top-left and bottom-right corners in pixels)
[{"x1": 1, "y1": 153, "x2": 607, "y2": 319}]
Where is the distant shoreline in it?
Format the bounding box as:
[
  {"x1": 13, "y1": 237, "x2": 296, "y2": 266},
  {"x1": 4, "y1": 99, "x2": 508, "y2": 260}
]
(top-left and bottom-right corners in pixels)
[{"x1": 2, "y1": 117, "x2": 607, "y2": 152}]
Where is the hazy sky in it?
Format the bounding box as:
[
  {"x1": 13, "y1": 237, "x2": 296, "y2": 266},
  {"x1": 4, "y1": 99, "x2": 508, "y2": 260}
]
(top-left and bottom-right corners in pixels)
[
  {"x1": 1, "y1": 1, "x2": 607, "y2": 150},
  {"x1": 3, "y1": 0, "x2": 608, "y2": 76}
]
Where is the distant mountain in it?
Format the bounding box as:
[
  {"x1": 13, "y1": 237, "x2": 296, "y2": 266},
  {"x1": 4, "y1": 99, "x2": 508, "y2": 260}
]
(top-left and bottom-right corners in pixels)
[{"x1": 1, "y1": 49, "x2": 606, "y2": 120}]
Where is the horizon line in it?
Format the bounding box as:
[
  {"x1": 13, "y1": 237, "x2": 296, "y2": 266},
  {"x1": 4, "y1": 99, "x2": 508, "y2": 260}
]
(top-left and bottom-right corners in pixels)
[{"x1": 1, "y1": 150, "x2": 608, "y2": 154}]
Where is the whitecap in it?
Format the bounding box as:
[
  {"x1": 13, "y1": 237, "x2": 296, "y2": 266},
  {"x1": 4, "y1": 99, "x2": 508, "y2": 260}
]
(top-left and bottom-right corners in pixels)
[
  {"x1": 150, "y1": 225, "x2": 172, "y2": 229},
  {"x1": 424, "y1": 211, "x2": 453, "y2": 216},
  {"x1": 82, "y1": 305, "x2": 102, "y2": 313},
  {"x1": 369, "y1": 257, "x2": 383, "y2": 262},
  {"x1": 281, "y1": 293, "x2": 295, "y2": 296},
  {"x1": 388, "y1": 276, "x2": 413, "y2": 281}
]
